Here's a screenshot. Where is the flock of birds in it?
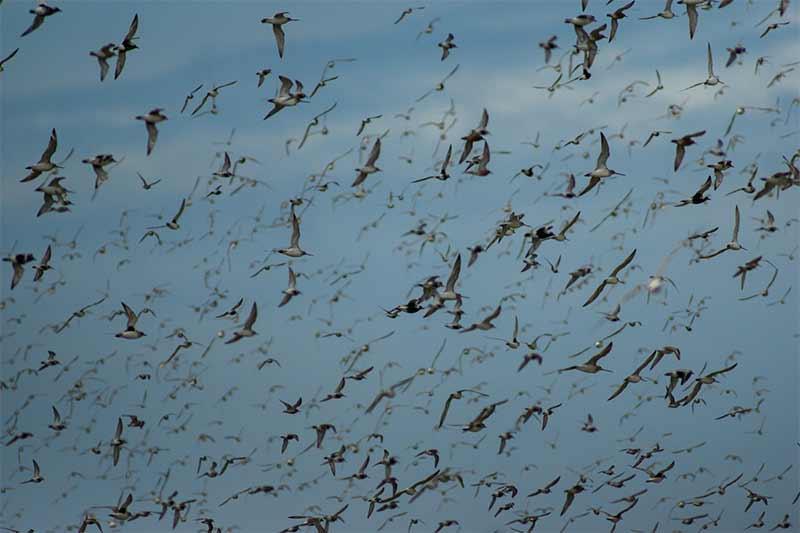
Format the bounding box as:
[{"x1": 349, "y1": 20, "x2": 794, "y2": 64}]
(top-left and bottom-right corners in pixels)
[{"x1": 1, "y1": 0, "x2": 800, "y2": 532}]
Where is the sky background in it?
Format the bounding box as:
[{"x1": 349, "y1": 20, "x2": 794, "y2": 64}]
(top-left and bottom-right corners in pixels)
[{"x1": 1, "y1": 0, "x2": 799, "y2": 532}]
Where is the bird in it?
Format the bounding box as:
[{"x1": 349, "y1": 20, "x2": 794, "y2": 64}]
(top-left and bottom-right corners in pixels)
[
  {"x1": 298, "y1": 101, "x2": 337, "y2": 149},
  {"x1": 394, "y1": 6, "x2": 425, "y2": 24},
  {"x1": 465, "y1": 141, "x2": 491, "y2": 177},
  {"x1": 675, "y1": 176, "x2": 713, "y2": 207},
  {"x1": 438, "y1": 33, "x2": 457, "y2": 61},
  {"x1": 670, "y1": 130, "x2": 706, "y2": 171},
  {"x1": 640, "y1": 0, "x2": 676, "y2": 20},
  {"x1": 135, "y1": 108, "x2": 167, "y2": 156},
  {"x1": 280, "y1": 397, "x2": 302, "y2": 414},
  {"x1": 225, "y1": 302, "x2": 258, "y2": 344},
  {"x1": 21, "y1": 128, "x2": 60, "y2": 182},
  {"x1": 725, "y1": 44, "x2": 746, "y2": 67},
  {"x1": 677, "y1": 0, "x2": 705, "y2": 39},
  {"x1": 560, "y1": 482, "x2": 585, "y2": 515},
  {"x1": 137, "y1": 172, "x2": 162, "y2": 190},
  {"x1": 643, "y1": 129, "x2": 671, "y2": 147},
  {"x1": 460, "y1": 305, "x2": 502, "y2": 333},
  {"x1": 608, "y1": 351, "x2": 655, "y2": 401},
  {"x1": 580, "y1": 132, "x2": 624, "y2": 196},
  {"x1": 265, "y1": 76, "x2": 306, "y2": 120},
  {"x1": 539, "y1": 35, "x2": 558, "y2": 63},
  {"x1": 110, "y1": 418, "x2": 126, "y2": 466},
  {"x1": 278, "y1": 267, "x2": 301, "y2": 307},
  {"x1": 114, "y1": 14, "x2": 139, "y2": 79},
  {"x1": 352, "y1": 138, "x2": 381, "y2": 187},
  {"x1": 20, "y1": 3, "x2": 61, "y2": 37},
  {"x1": 437, "y1": 389, "x2": 488, "y2": 429},
  {"x1": 559, "y1": 343, "x2": 614, "y2": 374},
  {"x1": 698, "y1": 206, "x2": 745, "y2": 259},
  {"x1": 607, "y1": 1, "x2": 635, "y2": 42},
  {"x1": 48, "y1": 405, "x2": 66, "y2": 432},
  {"x1": 356, "y1": 115, "x2": 383, "y2": 136},
  {"x1": 90, "y1": 43, "x2": 116, "y2": 81},
  {"x1": 3, "y1": 253, "x2": 35, "y2": 290},
  {"x1": 684, "y1": 43, "x2": 723, "y2": 90},
  {"x1": 642, "y1": 460, "x2": 675, "y2": 483},
  {"x1": 148, "y1": 198, "x2": 186, "y2": 231},
  {"x1": 459, "y1": 108, "x2": 490, "y2": 164},
  {"x1": 115, "y1": 302, "x2": 147, "y2": 339},
  {"x1": 760, "y1": 21, "x2": 790, "y2": 39},
  {"x1": 21, "y1": 460, "x2": 44, "y2": 484},
  {"x1": 192, "y1": 81, "x2": 238, "y2": 116},
  {"x1": 528, "y1": 476, "x2": 560, "y2": 497},
  {"x1": 413, "y1": 145, "x2": 452, "y2": 184},
  {"x1": 180, "y1": 84, "x2": 204, "y2": 113},
  {"x1": 32, "y1": 245, "x2": 52, "y2": 282},
  {"x1": 0, "y1": 47, "x2": 20, "y2": 73},
  {"x1": 256, "y1": 69, "x2": 272, "y2": 87},
  {"x1": 583, "y1": 249, "x2": 636, "y2": 307},
  {"x1": 275, "y1": 211, "x2": 312, "y2": 257},
  {"x1": 261, "y1": 12, "x2": 298, "y2": 59}
]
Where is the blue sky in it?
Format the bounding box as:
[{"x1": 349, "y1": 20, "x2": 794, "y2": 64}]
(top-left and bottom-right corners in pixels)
[{"x1": 1, "y1": 1, "x2": 799, "y2": 532}]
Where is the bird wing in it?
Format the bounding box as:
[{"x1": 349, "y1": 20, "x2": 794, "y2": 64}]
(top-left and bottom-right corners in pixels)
[
  {"x1": 172, "y1": 199, "x2": 186, "y2": 223},
  {"x1": 561, "y1": 211, "x2": 581, "y2": 235},
  {"x1": 673, "y1": 143, "x2": 686, "y2": 172},
  {"x1": 273, "y1": 24, "x2": 286, "y2": 58},
  {"x1": 578, "y1": 175, "x2": 601, "y2": 197},
  {"x1": 121, "y1": 302, "x2": 137, "y2": 327},
  {"x1": 278, "y1": 75, "x2": 293, "y2": 96},
  {"x1": 41, "y1": 128, "x2": 58, "y2": 163},
  {"x1": 114, "y1": 49, "x2": 128, "y2": 80},
  {"x1": 367, "y1": 138, "x2": 382, "y2": 166},
  {"x1": 707, "y1": 362, "x2": 737, "y2": 378},
  {"x1": 588, "y1": 342, "x2": 614, "y2": 365},
  {"x1": 479, "y1": 108, "x2": 489, "y2": 129},
  {"x1": 445, "y1": 254, "x2": 461, "y2": 292},
  {"x1": 611, "y1": 249, "x2": 637, "y2": 276},
  {"x1": 459, "y1": 138, "x2": 475, "y2": 164},
  {"x1": 634, "y1": 351, "x2": 657, "y2": 375},
  {"x1": 334, "y1": 377, "x2": 346, "y2": 394},
  {"x1": 693, "y1": 177, "x2": 713, "y2": 201},
  {"x1": 124, "y1": 14, "x2": 139, "y2": 41},
  {"x1": 560, "y1": 490, "x2": 575, "y2": 516},
  {"x1": 732, "y1": 205, "x2": 740, "y2": 241},
  {"x1": 0, "y1": 47, "x2": 19, "y2": 66},
  {"x1": 686, "y1": 4, "x2": 698, "y2": 39},
  {"x1": 442, "y1": 144, "x2": 453, "y2": 172},
  {"x1": 707, "y1": 42, "x2": 714, "y2": 77},
  {"x1": 583, "y1": 280, "x2": 607, "y2": 307},
  {"x1": 607, "y1": 380, "x2": 630, "y2": 401},
  {"x1": 21, "y1": 14, "x2": 45, "y2": 37},
  {"x1": 243, "y1": 302, "x2": 258, "y2": 329},
  {"x1": 657, "y1": 461, "x2": 675, "y2": 475},
  {"x1": 145, "y1": 122, "x2": 158, "y2": 156},
  {"x1": 290, "y1": 212, "x2": 300, "y2": 247},
  {"x1": 10, "y1": 262, "x2": 24, "y2": 290},
  {"x1": 484, "y1": 305, "x2": 502, "y2": 323},
  {"x1": 98, "y1": 57, "x2": 110, "y2": 81},
  {"x1": 191, "y1": 93, "x2": 211, "y2": 116},
  {"x1": 437, "y1": 395, "x2": 455, "y2": 428}
]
